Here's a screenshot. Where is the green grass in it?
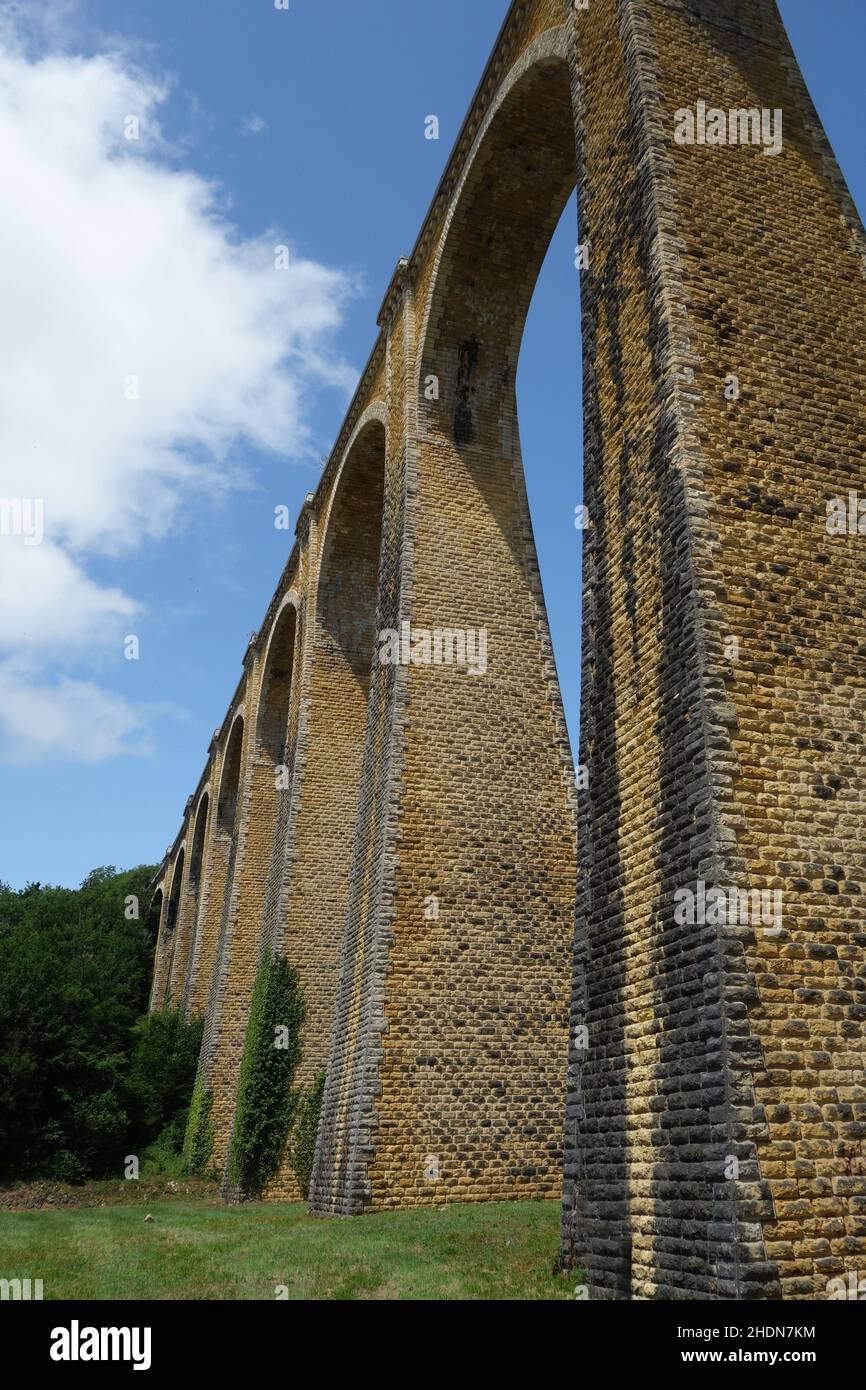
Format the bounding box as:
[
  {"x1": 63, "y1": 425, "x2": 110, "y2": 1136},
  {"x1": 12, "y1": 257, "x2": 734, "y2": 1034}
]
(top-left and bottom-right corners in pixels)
[{"x1": 0, "y1": 1196, "x2": 580, "y2": 1300}]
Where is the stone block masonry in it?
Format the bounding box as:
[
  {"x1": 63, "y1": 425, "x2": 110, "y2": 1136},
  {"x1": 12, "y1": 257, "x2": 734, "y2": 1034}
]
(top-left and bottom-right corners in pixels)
[{"x1": 148, "y1": 0, "x2": 865, "y2": 1298}]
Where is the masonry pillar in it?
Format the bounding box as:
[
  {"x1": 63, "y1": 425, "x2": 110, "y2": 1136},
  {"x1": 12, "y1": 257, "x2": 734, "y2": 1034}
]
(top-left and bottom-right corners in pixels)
[
  {"x1": 310, "y1": 149, "x2": 579, "y2": 1209},
  {"x1": 209, "y1": 599, "x2": 304, "y2": 1195},
  {"x1": 191, "y1": 709, "x2": 250, "y2": 1171},
  {"x1": 264, "y1": 415, "x2": 389, "y2": 1200},
  {"x1": 561, "y1": 0, "x2": 866, "y2": 1300}
]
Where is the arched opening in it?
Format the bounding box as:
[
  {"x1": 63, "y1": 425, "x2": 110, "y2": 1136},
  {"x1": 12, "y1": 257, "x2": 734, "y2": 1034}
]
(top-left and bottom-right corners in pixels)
[
  {"x1": 217, "y1": 715, "x2": 244, "y2": 836},
  {"x1": 146, "y1": 885, "x2": 168, "y2": 1010},
  {"x1": 517, "y1": 201, "x2": 582, "y2": 764},
  {"x1": 253, "y1": 599, "x2": 301, "y2": 956},
  {"x1": 188, "y1": 791, "x2": 210, "y2": 894},
  {"x1": 256, "y1": 602, "x2": 298, "y2": 764},
  {"x1": 177, "y1": 790, "x2": 211, "y2": 1014},
  {"x1": 166, "y1": 848, "x2": 185, "y2": 934},
  {"x1": 159, "y1": 848, "x2": 186, "y2": 1009},
  {"x1": 144, "y1": 887, "x2": 163, "y2": 952},
  {"x1": 419, "y1": 52, "x2": 576, "y2": 478},
  {"x1": 316, "y1": 420, "x2": 386, "y2": 692}
]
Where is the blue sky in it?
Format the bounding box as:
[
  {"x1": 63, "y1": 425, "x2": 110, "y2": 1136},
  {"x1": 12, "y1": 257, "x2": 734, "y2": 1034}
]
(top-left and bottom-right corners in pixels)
[{"x1": 0, "y1": 0, "x2": 863, "y2": 889}]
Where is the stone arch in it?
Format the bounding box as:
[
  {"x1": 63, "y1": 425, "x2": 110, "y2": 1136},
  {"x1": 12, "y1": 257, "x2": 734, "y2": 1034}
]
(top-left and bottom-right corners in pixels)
[
  {"x1": 182, "y1": 770, "x2": 219, "y2": 1016},
  {"x1": 145, "y1": 885, "x2": 164, "y2": 945},
  {"x1": 146, "y1": 884, "x2": 167, "y2": 1009},
  {"x1": 175, "y1": 788, "x2": 211, "y2": 1014},
  {"x1": 309, "y1": 412, "x2": 388, "y2": 877},
  {"x1": 166, "y1": 848, "x2": 186, "y2": 934},
  {"x1": 417, "y1": 26, "x2": 572, "y2": 372},
  {"x1": 256, "y1": 595, "x2": 300, "y2": 764},
  {"x1": 418, "y1": 27, "x2": 575, "y2": 459},
  {"x1": 315, "y1": 411, "x2": 387, "y2": 686},
  {"x1": 251, "y1": 592, "x2": 303, "y2": 959},
  {"x1": 159, "y1": 845, "x2": 186, "y2": 1006},
  {"x1": 188, "y1": 789, "x2": 210, "y2": 893},
  {"x1": 311, "y1": 29, "x2": 579, "y2": 1216},
  {"x1": 217, "y1": 713, "x2": 245, "y2": 836},
  {"x1": 411, "y1": 26, "x2": 577, "y2": 797}
]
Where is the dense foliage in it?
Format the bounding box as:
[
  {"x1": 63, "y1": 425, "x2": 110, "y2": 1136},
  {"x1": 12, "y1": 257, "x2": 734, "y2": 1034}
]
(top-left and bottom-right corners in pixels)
[
  {"x1": 229, "y1": 952, "x2": 305, "y2": 1197},
  {"x1": 291, "y1": 1069, "x2": 326, "y2": 1201},
  {"x1": 183, "y1": 1080, "x2": 215, "y2": 1177},
  {"x1": 126, "y1": 1008, "x2": 204, "y2": 1162},
  {"x1": 0, "y1": 865, "x2": 200, "y2": 1183}
]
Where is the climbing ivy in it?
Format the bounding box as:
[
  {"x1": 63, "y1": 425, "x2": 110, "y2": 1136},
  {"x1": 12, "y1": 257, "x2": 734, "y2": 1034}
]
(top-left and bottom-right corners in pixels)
[
  {"x1": 229, "y1": 952, "x2": 305, "y2": 1197},
  {"x1": 183, "y1": 1079, "x2": 214, "y2": 1177},
  {"x1": 291, "y1": 1069, "x2": 326, "y2": 1201}
]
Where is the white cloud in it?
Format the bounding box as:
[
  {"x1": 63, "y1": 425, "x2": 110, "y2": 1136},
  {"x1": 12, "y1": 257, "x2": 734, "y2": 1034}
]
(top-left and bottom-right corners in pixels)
[
  {"x1": 0, "y1": 670, "x2": 153, "y2": 764},
  {"x1": 0, "y1": 0, "x2": 84, "y2": 53},
  {"x1": 0, "y1": 542, "x2": 139, "y2": 653},
  {"x1": 0, "y1": 13, "x2": 357, "y2": 762},
  {"x1": 241, "y1": 113, "x2": 266, "y2": 136}
]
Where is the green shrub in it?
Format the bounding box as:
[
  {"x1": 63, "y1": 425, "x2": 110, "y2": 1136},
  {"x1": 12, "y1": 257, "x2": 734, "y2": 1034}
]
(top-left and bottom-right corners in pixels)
[
  {"x1": 140, "y1": 1124, "x2": 189, "y2": 1180},
  {"x1": 52, "y1": 1149, "x2": 87, "y2": 1184},
  {"x1": 229, "y1": 953, "x2": 305, "y2": 1197},
  {"x1": 291, "y1": 1069, "x2": 326, "y2": 1201},
  {"x1": 125, "y1": 1009, "x2": 203, "y2": 1140}
]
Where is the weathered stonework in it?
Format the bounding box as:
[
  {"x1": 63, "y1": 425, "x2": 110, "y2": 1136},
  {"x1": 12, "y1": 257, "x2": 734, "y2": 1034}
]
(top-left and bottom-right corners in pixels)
[{"x1": 148, "y1": 0, "x2": 866, "y2": 1298}]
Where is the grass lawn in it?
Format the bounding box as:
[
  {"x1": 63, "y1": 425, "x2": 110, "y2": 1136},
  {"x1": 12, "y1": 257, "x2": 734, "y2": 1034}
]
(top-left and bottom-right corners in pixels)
[{"x1": 0, "y1": 1195, "x2": 580, "y2": 1300}]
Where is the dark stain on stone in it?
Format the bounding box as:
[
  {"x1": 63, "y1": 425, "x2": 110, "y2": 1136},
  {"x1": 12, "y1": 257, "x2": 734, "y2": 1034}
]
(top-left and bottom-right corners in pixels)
[{"x1": 454, "y1": 338, "x2": 479, "y2": 446}]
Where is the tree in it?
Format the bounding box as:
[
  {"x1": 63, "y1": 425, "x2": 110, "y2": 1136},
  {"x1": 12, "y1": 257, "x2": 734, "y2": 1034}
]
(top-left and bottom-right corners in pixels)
[{"x1": 0, "y1": 865, "x2": 191, "y2": 1182}]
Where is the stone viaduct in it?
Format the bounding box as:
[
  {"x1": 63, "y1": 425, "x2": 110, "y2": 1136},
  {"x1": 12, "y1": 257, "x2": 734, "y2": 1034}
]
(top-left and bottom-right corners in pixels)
[{"x1": 150, "y1": 0, "x2": 866, "y2": 1299}]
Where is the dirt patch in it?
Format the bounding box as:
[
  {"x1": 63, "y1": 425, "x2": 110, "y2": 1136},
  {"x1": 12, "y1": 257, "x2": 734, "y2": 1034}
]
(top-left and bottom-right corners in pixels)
[{"x1": 0, "y1": 1178, "x2": 219, "y2": 1212}]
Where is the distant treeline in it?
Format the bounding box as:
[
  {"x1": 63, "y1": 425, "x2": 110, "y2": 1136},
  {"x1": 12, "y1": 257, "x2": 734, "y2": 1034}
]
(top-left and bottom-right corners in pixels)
[{"x1": 0, "y1": 866, "x2": 201, "y2": 1184}]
